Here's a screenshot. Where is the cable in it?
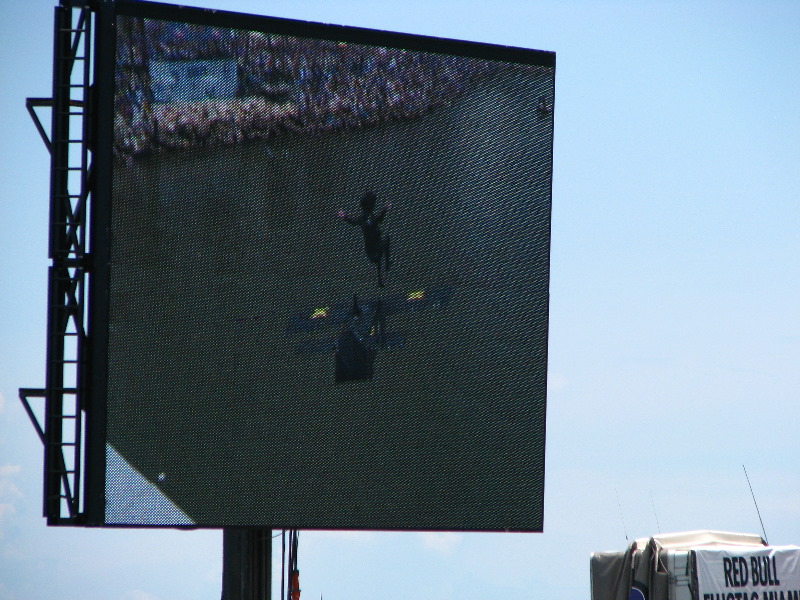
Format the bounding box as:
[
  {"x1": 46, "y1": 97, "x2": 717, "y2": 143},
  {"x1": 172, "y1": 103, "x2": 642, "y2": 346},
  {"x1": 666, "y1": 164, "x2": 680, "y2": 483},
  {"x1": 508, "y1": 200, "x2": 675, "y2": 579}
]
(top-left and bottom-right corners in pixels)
[{"x1": 743, "y1": 465, "x2": 769, "y2": 545}]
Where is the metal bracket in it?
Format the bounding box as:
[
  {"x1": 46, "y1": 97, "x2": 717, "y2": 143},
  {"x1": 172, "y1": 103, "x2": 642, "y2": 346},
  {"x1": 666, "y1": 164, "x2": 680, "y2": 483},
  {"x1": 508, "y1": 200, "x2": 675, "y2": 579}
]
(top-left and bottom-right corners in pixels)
[
  {"x1": 26, "y1": 98, "x2": 54, "y2": 154},
  {"x1": 18, "y1": 388, "x2": 46, "y2": 444}
]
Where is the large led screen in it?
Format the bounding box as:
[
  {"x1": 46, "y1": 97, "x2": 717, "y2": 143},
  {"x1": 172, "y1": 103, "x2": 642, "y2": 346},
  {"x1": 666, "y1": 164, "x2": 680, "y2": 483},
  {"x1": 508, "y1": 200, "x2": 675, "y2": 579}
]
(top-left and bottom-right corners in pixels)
[{"x1": 97, "y1": 0, "x2": 555, "y2": 530}]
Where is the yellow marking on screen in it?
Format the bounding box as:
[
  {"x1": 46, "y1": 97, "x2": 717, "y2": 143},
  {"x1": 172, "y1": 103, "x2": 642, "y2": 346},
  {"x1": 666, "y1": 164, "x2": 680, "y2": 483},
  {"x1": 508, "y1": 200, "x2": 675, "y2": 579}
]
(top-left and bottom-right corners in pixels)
[
  {"x1": 407, "y1": 289, "x2": 425, "y2": 301},
  {"x1": 310, "y1": 307, "x2": 330, "y2": 319}
]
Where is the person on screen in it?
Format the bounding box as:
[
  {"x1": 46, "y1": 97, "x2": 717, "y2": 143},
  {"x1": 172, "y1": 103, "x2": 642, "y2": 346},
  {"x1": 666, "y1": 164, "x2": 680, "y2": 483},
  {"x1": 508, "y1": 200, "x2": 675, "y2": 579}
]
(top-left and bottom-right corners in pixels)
[
  {"x1": 335, "y1": 294, "x2": 385, "y2": 382},
  {"x1": 537, "y1": 95, "x2": 552, "y2": 118},
  {"x1": 337, "y1": 191, "x2": 392, "y2": 288}
]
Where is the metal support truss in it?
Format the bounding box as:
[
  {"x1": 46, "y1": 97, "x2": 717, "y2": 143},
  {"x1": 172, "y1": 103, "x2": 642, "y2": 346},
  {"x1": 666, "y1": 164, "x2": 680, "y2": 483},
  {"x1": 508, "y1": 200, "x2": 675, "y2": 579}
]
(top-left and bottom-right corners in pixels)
[{"x1": 20, "y1": 1, "x2": 94, "y2": 525}]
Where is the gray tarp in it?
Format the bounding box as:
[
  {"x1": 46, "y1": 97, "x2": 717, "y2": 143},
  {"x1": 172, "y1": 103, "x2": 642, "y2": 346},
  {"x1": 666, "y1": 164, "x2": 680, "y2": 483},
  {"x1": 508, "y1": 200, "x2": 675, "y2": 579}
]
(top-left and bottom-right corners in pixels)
[{"x1": 590, "y1": 531, "x2": 767, "y2": 600}]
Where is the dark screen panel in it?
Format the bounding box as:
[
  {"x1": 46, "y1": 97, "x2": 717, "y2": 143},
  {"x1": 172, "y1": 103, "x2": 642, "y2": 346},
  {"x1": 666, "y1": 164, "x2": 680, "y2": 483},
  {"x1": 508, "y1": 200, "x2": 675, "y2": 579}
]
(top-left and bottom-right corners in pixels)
[{"x1": 102, "y1": 2, "x2": 554, "y2": 530}]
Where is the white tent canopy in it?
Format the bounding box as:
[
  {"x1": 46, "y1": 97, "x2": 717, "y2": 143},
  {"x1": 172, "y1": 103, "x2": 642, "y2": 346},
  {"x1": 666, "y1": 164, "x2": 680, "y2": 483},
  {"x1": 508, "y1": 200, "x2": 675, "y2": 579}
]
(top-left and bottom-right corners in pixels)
[{"x1": 590, "y1": 531, "x2": 768, "y2": 600}]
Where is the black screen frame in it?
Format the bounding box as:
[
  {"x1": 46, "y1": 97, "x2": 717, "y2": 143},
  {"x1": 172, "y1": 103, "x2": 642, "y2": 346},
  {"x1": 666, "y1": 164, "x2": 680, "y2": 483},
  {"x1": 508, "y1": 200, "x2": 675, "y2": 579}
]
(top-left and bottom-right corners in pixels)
[{"x1": 87, "y1": 0, "x2": 556, "y2": 530}]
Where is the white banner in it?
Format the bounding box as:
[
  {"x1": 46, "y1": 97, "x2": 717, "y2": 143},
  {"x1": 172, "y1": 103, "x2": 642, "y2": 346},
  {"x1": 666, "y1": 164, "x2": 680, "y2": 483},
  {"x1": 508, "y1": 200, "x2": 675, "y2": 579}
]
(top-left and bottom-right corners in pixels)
[{"x1": 695, "y1": 546, "x2": 800, "y2": 600}]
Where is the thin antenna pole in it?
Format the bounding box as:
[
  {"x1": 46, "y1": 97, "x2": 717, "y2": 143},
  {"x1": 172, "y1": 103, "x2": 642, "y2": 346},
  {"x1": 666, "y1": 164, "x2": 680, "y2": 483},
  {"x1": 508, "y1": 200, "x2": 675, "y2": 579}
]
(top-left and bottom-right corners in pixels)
[
  {"x1": 615, "y1": 488, "x2": 629, "y2": 542},
  {"x1": 281, "y1": 530, "x2": 286, "y2": 600},
  {"x1": 743, "y1": 465, "x2": 769, "y2": 545},
  {"x1": 650, "y1": 490, "x2": 661, "y2": 534}
]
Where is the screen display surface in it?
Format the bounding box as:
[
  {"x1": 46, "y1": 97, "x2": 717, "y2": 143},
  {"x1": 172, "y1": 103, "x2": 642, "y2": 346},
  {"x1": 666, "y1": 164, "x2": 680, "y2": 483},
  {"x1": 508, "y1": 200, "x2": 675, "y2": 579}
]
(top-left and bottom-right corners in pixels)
[{"x1": 103, "y1": 3, "x2": 554, "y2": 530}]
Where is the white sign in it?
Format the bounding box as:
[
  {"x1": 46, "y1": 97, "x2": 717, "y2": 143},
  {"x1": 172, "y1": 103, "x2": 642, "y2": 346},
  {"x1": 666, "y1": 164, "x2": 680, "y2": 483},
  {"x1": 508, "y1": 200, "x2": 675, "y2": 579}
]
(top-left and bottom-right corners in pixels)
[
  {"x1": 695, "y1": 546, "x2": 800, "y2": 600},
  {"x1": 150, "y1": 59, "x2": 238, "y2": 103}
]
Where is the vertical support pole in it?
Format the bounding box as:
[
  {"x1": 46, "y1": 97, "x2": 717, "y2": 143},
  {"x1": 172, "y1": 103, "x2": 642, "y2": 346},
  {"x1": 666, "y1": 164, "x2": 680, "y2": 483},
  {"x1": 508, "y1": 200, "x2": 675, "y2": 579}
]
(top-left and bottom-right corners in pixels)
[
  {"x1": 86, "y1": 0, "x2": 117, "y2": 526},
  {"x1": 221, "y1": 528, "x2": 272, "y2": 600},
  {"x1": 44, "y1": 3, "x2": 72, "y2": 523},
  {"x1": 42, "y1": 0, "x2": 92, "y2": 525}
]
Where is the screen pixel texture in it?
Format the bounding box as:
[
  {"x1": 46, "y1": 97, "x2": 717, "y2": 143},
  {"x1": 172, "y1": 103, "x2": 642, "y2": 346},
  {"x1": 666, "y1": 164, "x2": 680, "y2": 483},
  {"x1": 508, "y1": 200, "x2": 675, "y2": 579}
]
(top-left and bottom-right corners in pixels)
[{"x1": 104, "y1": 13, "x2": 554, "y2": 530}]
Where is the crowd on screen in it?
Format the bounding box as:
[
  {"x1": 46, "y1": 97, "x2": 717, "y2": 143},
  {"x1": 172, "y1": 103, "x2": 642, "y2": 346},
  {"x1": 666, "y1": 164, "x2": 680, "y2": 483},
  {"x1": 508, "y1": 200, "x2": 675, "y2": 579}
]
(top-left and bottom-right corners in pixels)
[{"x1": 113, "y1": 18, "x2": 517, "y2": 160}]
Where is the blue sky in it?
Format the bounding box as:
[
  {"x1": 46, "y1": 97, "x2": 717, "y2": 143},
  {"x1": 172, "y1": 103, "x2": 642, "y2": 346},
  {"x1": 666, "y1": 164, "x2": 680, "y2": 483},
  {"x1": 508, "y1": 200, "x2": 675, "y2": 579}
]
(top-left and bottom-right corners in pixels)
[{"x1": 1, "y1": 1, "x2": 799, "y2": 599}]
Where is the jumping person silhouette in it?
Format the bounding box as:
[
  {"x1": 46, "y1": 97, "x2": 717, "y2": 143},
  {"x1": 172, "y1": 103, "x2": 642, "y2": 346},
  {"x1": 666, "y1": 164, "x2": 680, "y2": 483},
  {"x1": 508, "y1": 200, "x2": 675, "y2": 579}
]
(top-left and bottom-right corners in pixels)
[{"x1": 338, "y1": 191, "x2": 392, "y2": 287}]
